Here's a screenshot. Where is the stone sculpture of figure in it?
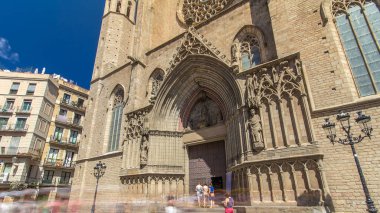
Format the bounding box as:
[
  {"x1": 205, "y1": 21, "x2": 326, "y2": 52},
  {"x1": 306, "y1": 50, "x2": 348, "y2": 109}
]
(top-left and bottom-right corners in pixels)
[
  {"x1": 247, "y1": 108, "x2": 264, "y2": 151},
  {"x1": 140, "y1": 135, "x2": 149, "y2": 164},
  {"x1": 197, "y1": 100, "x2": 209, "y2": 129}
]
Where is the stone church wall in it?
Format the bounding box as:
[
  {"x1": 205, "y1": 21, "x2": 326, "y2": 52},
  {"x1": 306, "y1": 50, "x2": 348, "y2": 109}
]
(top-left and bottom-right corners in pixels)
[{"x1": 70, "y1": 0, "x2": 380, "y2": 212}]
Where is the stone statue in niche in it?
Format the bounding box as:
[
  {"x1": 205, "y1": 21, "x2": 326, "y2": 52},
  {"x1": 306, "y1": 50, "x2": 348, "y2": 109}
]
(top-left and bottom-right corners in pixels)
[
  {"x1": 186, "y1": 96, "x2": 223, "y2": 130},
  {"x1": 140, "y1": 135, "x2": 149, "y2": 165},
  {"x1": 247, "y1": 108, "x2": 264, "y2": 151}
]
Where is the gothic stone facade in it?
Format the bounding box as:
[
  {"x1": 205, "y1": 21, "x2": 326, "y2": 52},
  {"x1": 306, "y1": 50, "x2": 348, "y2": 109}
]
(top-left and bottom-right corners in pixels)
[{"x1": 70, "y1": 0, "x2": 380, "y2": 212}]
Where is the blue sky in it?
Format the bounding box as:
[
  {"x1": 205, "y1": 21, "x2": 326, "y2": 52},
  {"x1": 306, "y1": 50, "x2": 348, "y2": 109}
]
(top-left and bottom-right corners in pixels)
[{"x1": 0, "y1": 0, "x2": 105, "y2": 89}]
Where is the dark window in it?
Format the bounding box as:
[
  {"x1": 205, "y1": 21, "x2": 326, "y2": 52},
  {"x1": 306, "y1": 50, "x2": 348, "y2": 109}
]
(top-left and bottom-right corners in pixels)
[
  {"x1": 26, "y1": 83, "x2": 36, "y2": 95},
  {"x1": 9, "y1": 82, "x2": 20, "y2": 94},
  {"x1": 62, "y1": 93, "x2": 71, "y2": 104}
]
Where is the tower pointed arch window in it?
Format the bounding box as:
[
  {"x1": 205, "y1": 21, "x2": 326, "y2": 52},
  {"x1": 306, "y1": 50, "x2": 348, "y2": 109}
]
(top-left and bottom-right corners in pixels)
[
  {"x1": 333, "y1": 0, "x2": 380, "y2": 96},
  {"x1": 108, "y1": 88, "x2": 124, "y2": 152}
]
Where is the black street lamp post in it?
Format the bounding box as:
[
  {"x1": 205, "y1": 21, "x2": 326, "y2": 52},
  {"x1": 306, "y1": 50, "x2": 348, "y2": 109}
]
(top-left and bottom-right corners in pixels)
[
  {"x1": 322, "y1": 111, "x2": 377, "y2": 213},
  {"x1": 91, "y1": 161, "x2": 107, "y2": 213}
]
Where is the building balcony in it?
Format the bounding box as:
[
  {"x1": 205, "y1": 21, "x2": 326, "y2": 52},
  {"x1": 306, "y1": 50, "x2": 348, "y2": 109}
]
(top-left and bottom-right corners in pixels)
[
  {"x1": 55, "y1": 115, "x2": 83, "y2": 129},
  {"x1": 0, "y1": 124, "x2": 29, "y2": 132},
  {"x1": 0, "y1": 147, "x2": 41, "y2": 158},
  {"x1": 40, "y1": 177, "x2": 72, "y2": 186},
  {"x1": 43, "y1": 158, "x2": 76, "y2": 170},
  {"x1": 15, "y1": 106, "x2": 32, "y2": 114},
  {"x1": 49, "y1": 136, "x2": 79, "y2": 149},
  {"x1": 60, "y1": 99, "x2": 86, "y2": 113},
  {"x1": 0, "y1": 106, "x2": 14, "y2": 114}
]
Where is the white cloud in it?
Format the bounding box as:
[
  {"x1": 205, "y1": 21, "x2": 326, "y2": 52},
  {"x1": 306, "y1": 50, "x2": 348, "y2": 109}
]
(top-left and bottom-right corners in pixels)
[{"x1": 0, "y1": 37, "x2": 19, "y2": 63}]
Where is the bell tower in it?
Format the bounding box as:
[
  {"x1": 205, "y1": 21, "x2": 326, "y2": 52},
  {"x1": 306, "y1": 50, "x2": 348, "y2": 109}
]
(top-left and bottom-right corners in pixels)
[{"x1": 92, "y1": 0, "x2": 138, "y2": 81}]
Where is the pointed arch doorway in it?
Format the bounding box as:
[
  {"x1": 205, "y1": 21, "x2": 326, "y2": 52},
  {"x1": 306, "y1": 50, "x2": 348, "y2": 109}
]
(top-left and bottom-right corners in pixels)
[
  {"x1": 182, "y1": 91, "x2": 228, "y2": 193},
  {"x1": 148, "y1": 55, "x2": 244, "y2": 196}
]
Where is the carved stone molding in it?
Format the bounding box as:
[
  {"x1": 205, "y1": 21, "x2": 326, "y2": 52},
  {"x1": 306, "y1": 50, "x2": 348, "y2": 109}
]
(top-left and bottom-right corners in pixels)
[
  {"x1": 166, "y1": 27, "x2": 230, "y2": 74},
  {"x1": 149, "y1": 130, "x2": 184, "y2": 138},
  {"x1": 244, "y1": 56, "x2": 305, "y2": 109},
  {"x1": 124, "y1": 106, "x2": 152, "y2": 140},
  {"x1": 243, "y1": 53, "x2": 315, "y2": 150},
  {"x1": 230, "y1": 156, "x2": 329, "y2": 206}
]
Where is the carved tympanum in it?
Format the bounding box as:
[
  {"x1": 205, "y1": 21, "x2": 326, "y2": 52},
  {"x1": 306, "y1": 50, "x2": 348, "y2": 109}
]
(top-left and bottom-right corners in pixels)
[{"x1": 186, "y1": 95, "x2": 223, "y2": 130}]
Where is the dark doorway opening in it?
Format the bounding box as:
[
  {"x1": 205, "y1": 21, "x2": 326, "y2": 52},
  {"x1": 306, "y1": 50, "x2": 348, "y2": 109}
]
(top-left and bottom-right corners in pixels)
[
  {"x1": 211, "y1": 176, "x2": 223, "y2": 190},
  {"x1": 188, "y1": 141, "x2": 227, "y2": 194}
]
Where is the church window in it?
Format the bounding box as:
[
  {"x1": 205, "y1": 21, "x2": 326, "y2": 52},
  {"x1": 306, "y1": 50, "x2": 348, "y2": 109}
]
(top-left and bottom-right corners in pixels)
[
  {"x1": 108, "y1": 88, "x2": 124, "y2": 152},
  {"x1": 333, "y1": 0, "x2": 380, "y2": 96},
  {"x1": 240, "y1": 35, "x2": 262, "y2": 70},
  {"x1": 148, "y1": 69, "x2": 165, "y2": 103}
]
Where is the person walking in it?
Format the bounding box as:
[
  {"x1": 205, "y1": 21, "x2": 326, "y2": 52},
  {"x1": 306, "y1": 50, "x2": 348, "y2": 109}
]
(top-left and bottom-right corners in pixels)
[
  {"x1": 223, "y1": 193, "x2": 234, "y2": 213},
  {"x1": 209, "y1": 183, "x2": 215, "y2": 208},
  {"x1": 195, "y1": 183, "x2": 203, "y2": 207},
  {"x1": 202, "y1": 183, "x2": 209, "y2": 208}
]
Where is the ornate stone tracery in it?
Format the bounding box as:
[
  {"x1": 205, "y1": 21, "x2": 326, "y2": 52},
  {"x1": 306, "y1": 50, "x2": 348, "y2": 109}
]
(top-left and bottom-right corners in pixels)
[
  {"x1": 148, "y1": 69, "x2": 165, "y2": 104},
  {"x1": 113, "y1": 89, "x2": 124, "y2": 107},
  {"x1": 182, "y1": 0, "x2": 234, "y2": 25},
  {"x1": 331, "y1": 0, "x2": 376, "y2": 16},
  {"x1": 166, "y1": 27, "x2": 230, "y2": 74},
  {"x1": 123, "y1": 106, "x2": 152, "y2": 169},
  {"x1": 244, "y1": 54, "x2": 314, "y2": 150},
  {"x1": 232, "y1": 26, "x2": 266, "y2": 73}
]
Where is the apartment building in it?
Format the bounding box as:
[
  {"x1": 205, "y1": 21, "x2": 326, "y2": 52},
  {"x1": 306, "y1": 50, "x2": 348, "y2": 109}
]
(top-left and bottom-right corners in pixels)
[
  {"x1": 0, "y1": 70, "x2": 58, "y2": 189},
  {"x1": 39, "y1": 77, "x2": 88, "y2": 199}
]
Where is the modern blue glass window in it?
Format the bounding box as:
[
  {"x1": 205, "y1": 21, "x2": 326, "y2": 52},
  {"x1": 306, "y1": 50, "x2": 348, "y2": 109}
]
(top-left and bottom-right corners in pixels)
[{"x1": 335, "y1": 2, "x2": 380, "y2": 96}]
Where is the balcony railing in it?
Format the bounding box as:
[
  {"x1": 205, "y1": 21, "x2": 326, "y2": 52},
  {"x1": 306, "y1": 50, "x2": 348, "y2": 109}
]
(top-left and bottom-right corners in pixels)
[
  {"x1": 0, "y1": 124, "x2": 29, "y2": 132},
  {"x1": 0, "y1": 106, "x2": 14, "y2": 114},
  {"x1": 60, "y1": 99, "x2": 86, "y2": 112},
  {"x1": 16, "y1": 106, "x2": 32, "y2": 114},
  {"x1": 55, "y1": 115, "x2": 83, "y2": 129},
  {"x1": 0, "y1": 147, "x2": 41, "y2": 157},
  {"x1": 50, "y1": 136, "x2": 79, "y2": 147},
  {"x1": 41, "y1": 177, "x2": 72, "y2": 185},
  {"x1": 44, "y1": 158, "x2": 76, "y2": 169}
]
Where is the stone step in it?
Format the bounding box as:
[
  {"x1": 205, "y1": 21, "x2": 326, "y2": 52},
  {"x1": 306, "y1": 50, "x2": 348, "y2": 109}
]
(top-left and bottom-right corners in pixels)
[
  {"x1": 181, "y1": 207, "x2": 231, "y2": 212},
  {"x1": 234, "y1": 206, "x2": 326, "y2": 213}
]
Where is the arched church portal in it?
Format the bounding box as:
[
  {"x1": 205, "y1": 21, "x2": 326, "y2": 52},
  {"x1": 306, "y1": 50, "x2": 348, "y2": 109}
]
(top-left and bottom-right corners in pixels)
[{"x1": 149, "y1": 55, "x2": 243, "y2": 194}]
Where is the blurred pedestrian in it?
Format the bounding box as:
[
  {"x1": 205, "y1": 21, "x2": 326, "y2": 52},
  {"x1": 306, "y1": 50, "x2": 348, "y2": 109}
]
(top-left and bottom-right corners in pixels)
[
  {"x1": 202, "y1": 183, "x2": 209, "y2": 208},
  {"x1": 223, "y1": 193, "x2": 234, "y2": 213},
  {"x1": 209, "y1": 183, "x2": 215, "y2": 208},
  {"x1": 165, "y1": 195, "x2": 180, "y2": 213},
  {"x1": 195, "y1": 182, "x2": 203, "y2": 207}
]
